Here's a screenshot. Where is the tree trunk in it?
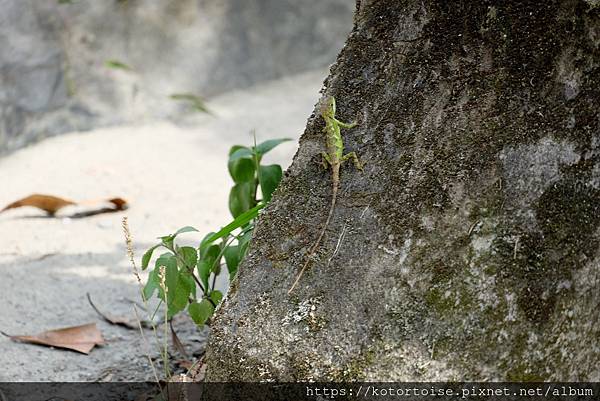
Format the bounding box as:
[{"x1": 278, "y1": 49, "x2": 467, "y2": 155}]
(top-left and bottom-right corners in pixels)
[{"x1": 205, "y1": 0, "x2": 600, "y2": 381}]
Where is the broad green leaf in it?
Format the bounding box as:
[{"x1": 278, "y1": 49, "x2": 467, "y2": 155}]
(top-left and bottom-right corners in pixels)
[
  {"x1": 228, "y1": 157, "x2": 255, "y2": 183},
  {"x1": 228, "y1": 145, "x2": 246, "y2": 157},
  {"x1": 178, "y1": 246, "x2": 198, "y2": 269},
  {"x1": 169, "y1": 93, "x2": 211, "y2": 114},
  {"x1": 159, "y1": 226, "x2": 198, "y2": 251},
  {"x1": 204, "y1": 245, "x2": 222, "y2": 272},
  {"x1": 199, "y1": 231, "x2": 216, "y2": 255},
  {"x1": 197, "y1": 259, "x2": 210, "y2": 290},
  {"x1": 153, "y1": 253, "x2": 177, "y2": 301},
  {"x1": 160, "y1": 235, "x2": 174, "y2": 249},
  {"x1": 105, "y1": 60, "x2": 133, "y2": 71},
  {"x1": 223, "y1": 245, "x2": 241, "y2": 278},
  {"x1": 212, "y1": 261, "x2": 222, "y2": 276},
  {"x1": 143, "y1": 267, "x2": 160, "y2": 300},
  {"x1": 188, "y1": 299, "x2": 214, "y2": 326},
  {"x1": 157, "y1": 254, "x2": 193, "y2": 318},
  {"x1": 155, "y1": 252, "x2": 178, "y2": 271},
  {"x1": 204, "y1": 203, "x2": 264, "y2": 244},
  {"x1": 228, "y1": 147, "x2": 253, "y2": 163},
  {"x1": 258, "y1": 164, "x2": 283, "y2": 202},
  {"x1": 154, "y1": 252, "x2": 179, "y2": 287},
  {"x1": 229, "y1": 182, "x2": 256, "y2": 218},
  {"x1": 197, "y1": 244, "x2": 221, "y2": 289},
  {"x1": 209, "y1": 290, "x2": 223, "y2": 305},
  {"x1": 228, "y1": 145, "x2": 255, "y2": 183},
  {"x1": 141, "y1": 244, "x2": 160, "y2": 270},
  {"x1": 254, "y1": 138, "x2": 292, "y2": 156},
  {"x1": 181, "y1": 270, "x2": 197, "y2": 298},
  {"x1": 167, "y1": 272, "x2": 194, "y2": 318},
  {"x1": 173, "y1": 226, "x2": 199, "y2": 237}
]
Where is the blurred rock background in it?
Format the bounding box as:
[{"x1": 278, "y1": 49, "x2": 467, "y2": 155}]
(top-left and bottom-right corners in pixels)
[{"x1": 0, "y1": 0, "x2": 354, "y2": 154}]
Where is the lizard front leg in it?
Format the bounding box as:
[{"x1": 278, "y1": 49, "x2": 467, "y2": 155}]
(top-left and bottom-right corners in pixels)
[
  {"x1": 341, "y1": 151, "x2": 363, "y2": 170},
  {"x1": 334, "y1": 119, "x2": 357, "y2": 129}
]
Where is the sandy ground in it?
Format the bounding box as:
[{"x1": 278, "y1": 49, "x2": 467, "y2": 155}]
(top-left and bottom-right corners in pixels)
[{"x1": 0, "y1": 69, "x2": 325, "y2": 381}]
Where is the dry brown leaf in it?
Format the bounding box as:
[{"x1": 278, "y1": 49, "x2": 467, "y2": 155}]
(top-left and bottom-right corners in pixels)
[
  {"x1": 187, "y1": 358, "x2": 206, "y2": 381},
  {"x1": 5, "y1": 323, "x2": 105, "y2": 354},
  {"x1": 175, "y1": 359, "x2": 194, "y2": 370},
  {"x1": 1, "y1": 194, "x2": 76, "y2": 215},
  {"x1": 87, "y1": 293, "x2": 137, "y2": 330},
  {"x1": 1, "y1": 194, "x2": 129, "y2": 217},
  {"x1": 107, "y1": 197, "x2": 129, "y2": 211}
]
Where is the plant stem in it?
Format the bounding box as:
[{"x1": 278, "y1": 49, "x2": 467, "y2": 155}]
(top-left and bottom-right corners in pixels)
[{"x1": 252, "y1": 131, "x2": 261, "y2": 205}]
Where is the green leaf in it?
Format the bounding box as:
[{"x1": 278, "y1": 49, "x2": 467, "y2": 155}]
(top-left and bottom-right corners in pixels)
[
  {"x1": 156, "y1": 254, "x2": 193, "y2": 318},
  {"x1": 238, "y1": 229, "x2": 253, "y2": 259},
  {"x1": 223, "y1": 245, "x2": 241, "y2": 278},
  {"x1": 228, "y1": 147, "x2": 253, "y2": 163},
  {"x1": 204, "y1": 245, "x2": 222, "y2": 273},
  {"x1": 229, "y1": 158, "x2": 255, "y2": 184},
  {"x1": 105, "y1": 60, "x2": 133, "y2": 71},
  {"x1": 229, "y1": 182, "x2": 256, "y2": 218},
  {"x1": 209, "y1": 290, "x2": 223, "y2": 305},
  {"x1": 178, "y1": 246, "x2": 198, "y2": 269},
  {"x1": 160, "y1": 235, "x2": 174, "y2": 249},
  {"x1": 188, "y1": 299, "x2": 215, "y2": 326},
  {"x1": 204, "y1": 203, "x2": 264, "y2": 244},
  {"x1": 158, "y1": 226, "x2": 199, "y2": 250},
  {"x1": 156, "y1": 252, "x2": 177, "y2": 270},
  {"x1": 180, "y1": 270, "x2": 197, "y2": 299},
  {"x1": 167, "y1": 273, "x2": 194, "y2": 318},
  {"x1": 199, "y1": 232, "x2": 216, "y2": 255},
  {"x1": 141, "y1": 244, "x2": 160, "y2": 270},
  {"x1": 153, "y1": 253, "x2": 177, "y2": 300},
  {"x1": 143, "y1": 267, "x2": 160, "y2": 300},
  {"x1": 228, "y1": 146, "x2": 256, "y2": 183},
  {"x1": 169, "y1": 93, "x2": 211, "y2": 114},
  {"x1": 254, "y1": 138, "x2": 292, "y2": 156},
  {"x1": 197, "y1": 244, "x2": 221, "y2": 289},
  {"x1": 228, "y1": 145, "x2": 246, "y2": 156},
  {"x1": 258, "y1": 164, "x2": 283, "y2": 202},
  {"x1": 173, "y1": 226, "x2": 199, "y2": 237}
]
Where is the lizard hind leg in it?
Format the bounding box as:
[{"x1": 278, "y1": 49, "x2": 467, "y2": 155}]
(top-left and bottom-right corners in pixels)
[
  {"x1": 341, "y1": 151, "x2": 364, "y2": 170},
  {"x1": 321, "y1": 151, "x2": 333, "y2": 170}
]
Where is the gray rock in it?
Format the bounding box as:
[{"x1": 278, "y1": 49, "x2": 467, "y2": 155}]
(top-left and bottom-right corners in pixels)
[
  {"x1": 205, "y1": 0, "x2": 600, "y2": 381},
  {"x1": 0, "y1": 0, "x2": 354, "y2": 154}
]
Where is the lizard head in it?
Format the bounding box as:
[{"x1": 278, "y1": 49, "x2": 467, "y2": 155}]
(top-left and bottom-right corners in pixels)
[{"x1": 319, "y1": 96, "x2": 336, "y2": 118}]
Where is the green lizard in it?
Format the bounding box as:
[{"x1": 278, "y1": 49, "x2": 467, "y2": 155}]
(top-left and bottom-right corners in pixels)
[{"x1": 288, "y1": 96, "x2": 363, "y2": 294}]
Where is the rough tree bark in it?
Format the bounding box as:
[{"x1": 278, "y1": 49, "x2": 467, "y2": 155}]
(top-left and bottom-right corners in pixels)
[{"x1": 205, "y1": 0, "x2": 600, "y2": 381}]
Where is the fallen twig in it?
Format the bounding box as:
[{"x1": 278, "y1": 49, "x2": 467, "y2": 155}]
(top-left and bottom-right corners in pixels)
[
  {"x1": 87, "y1": 293, "x2": 137, "y2": 330},
  {"x1": 169, "y1": 320, "x2": 189, "y2": 359}
]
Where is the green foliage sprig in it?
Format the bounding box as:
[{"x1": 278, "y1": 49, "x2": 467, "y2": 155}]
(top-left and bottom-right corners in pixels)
[{"x1": 141, "y1": 136, "x2": 290, "y2": 326}]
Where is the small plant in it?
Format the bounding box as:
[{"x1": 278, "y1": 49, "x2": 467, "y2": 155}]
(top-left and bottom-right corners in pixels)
[{"x1": 141, "y1": 136, "x2": 290, "y2": 326}]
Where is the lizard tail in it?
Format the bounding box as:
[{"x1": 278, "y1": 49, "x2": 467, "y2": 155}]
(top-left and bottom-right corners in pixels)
[{"x1": 288, "y1": 185, "x2": 338, "y2": 294}]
